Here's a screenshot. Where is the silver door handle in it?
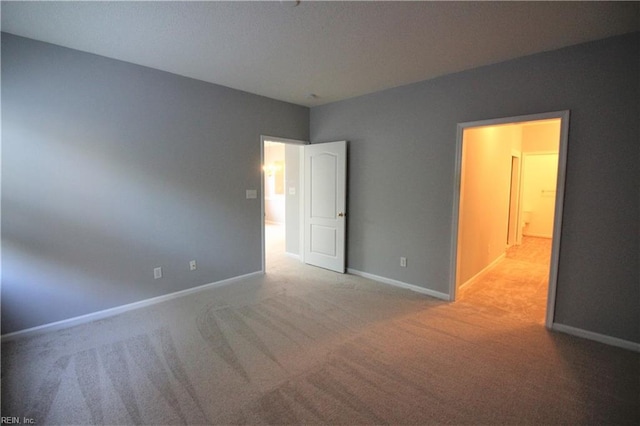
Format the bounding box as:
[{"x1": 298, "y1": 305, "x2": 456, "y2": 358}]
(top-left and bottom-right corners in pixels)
[{"x1": 338, "y1": 212, "x2": 346, "y2": 217}]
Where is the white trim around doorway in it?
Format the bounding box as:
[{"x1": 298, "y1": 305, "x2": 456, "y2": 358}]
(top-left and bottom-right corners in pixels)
[{"x1": 449, "y1": 110, "x2": 570, "y2": 330}]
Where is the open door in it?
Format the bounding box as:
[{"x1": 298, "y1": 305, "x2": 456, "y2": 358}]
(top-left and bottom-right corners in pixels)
[{"x1": 304, "y1": 141, "x2": 347, "y2": 273}]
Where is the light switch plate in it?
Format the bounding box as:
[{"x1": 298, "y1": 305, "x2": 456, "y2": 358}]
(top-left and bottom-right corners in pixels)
[{"x1": 246, "y1": 189, "x2": 257, "y2": 199}]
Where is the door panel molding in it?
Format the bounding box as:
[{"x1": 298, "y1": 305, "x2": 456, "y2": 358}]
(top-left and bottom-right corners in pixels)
[{"x1": 304, "y1": 141, "x2": 347, "y2": 273}]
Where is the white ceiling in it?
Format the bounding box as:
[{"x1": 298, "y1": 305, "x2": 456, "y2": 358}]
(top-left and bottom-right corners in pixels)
[{"x1": 2, "y1": 1, "x2": 638, "y2": 107}]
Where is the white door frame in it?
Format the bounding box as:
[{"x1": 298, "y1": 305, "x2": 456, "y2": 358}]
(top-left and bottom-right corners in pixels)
[
  {"x1": 260, "y1": 135, "x2": 307, "y2": 273},
  {"x1": 449, "y1": 110, "x2": 570, "y2": 329},
  {"x1": 506, "y1": 151, "x2": 522, "y2": 247}
]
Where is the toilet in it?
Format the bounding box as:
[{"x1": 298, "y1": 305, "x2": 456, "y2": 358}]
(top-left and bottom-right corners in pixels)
[{"x1": 522, "y1": 210, "x2": 532, "y2": 233}]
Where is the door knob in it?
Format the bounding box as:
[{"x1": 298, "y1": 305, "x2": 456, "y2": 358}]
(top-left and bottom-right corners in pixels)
[{"x1": 338, "y1": 212, "x2": 346, "y2": 217}]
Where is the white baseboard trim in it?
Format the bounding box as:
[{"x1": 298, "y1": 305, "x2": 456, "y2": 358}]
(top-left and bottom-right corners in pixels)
[
  {"x1": 347, "y1": 268, "x2": 450, "y2": 301},
  {"x1": 285, "y1": 252, "x2": 301, "y2": 261},
  {"x1": 552, "y1": 323, "x2": 640, "y2": 352},
  {"x1": 523, "y1": 232, "x2": 552, "y2": 239},
  {"x1": 459, "y1": 253, "x2": 505, "y2": 290},
  {"x1": 1, "y1": 271, "x2": 264, "y2": 343}
]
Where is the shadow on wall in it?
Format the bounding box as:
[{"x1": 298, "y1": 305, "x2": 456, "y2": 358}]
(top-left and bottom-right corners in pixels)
[{"x1": 1, "y1": 121, "x2": 241, "y2": 334}]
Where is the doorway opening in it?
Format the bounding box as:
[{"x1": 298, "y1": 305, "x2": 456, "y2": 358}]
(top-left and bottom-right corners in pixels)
[
  {"x1": 260, "y1": 136, "x2": 305, "y2": 273},
  {"x1": 261, "y1": 137, "x2": 348, "y2": 274},
  {"x1": 450, "y1": 111, "x2": 570, "y2": 328}
]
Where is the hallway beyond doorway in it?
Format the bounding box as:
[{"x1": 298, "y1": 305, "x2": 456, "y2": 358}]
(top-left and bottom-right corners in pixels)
[
  {"x1": 265, "y1": 223, "x2": 286, "y2": 269},
  {"x1": 452, "y1": 111, "x2": 569, "y2": 329},
  {"x1": 457, "y1": 237, "x2": 551, "y2": 324}
]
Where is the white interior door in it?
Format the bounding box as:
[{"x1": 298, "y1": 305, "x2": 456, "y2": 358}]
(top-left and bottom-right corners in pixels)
[{"x1": 304, "y1": 141, "x2": 347, "y2": 273}]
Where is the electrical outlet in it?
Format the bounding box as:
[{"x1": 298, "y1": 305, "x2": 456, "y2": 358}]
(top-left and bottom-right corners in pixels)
[
  {"x1": 400, "y1": 257, "x2": 407, "y2": 268},
  {"x1": 189, "y1": 260, "x2": 197, "y2": 271},
  {"x1": 154, "y1": 267, "x2": 162, "y2": 279}
]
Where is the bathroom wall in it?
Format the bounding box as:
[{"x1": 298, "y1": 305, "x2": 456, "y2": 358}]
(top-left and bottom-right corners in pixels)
[
  {"x1": 264, "y1": 143, "x2": 286, "y2": 224},
  {"x1": 520, "y1": 120, "x2": 561, "y2": 238}
]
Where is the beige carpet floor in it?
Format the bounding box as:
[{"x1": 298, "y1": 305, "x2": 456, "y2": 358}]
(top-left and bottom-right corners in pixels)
[
  {"x1": 457, "y1": 237, "x2": 552, "y2": 324},
  {"x1": 1, "y1": 226, "x2": 638, "y2": 424}
]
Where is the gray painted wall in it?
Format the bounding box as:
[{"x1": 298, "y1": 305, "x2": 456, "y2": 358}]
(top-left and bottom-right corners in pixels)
[
  {"x1": 310, "y1": 33, "x2": 639, "y2": 343},
  {"x1": 1, "y1": 34, "x2": 309, "y2": 334}
]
